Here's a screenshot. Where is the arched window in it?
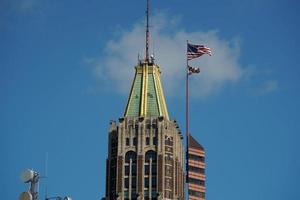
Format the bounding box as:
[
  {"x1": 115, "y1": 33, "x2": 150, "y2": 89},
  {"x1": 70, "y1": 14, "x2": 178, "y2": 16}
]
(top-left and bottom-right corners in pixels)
[
  {"x1": 124, "y1": 151, "x2": 137, "y2": 200},
  {"x1": 144, "y1": 150, "x2": 157, "y2": 199}
]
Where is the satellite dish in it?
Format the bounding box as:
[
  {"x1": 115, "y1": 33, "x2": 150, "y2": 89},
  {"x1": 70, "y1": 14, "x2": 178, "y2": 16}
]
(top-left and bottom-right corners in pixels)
[
  {"x1": 19, "y1": 191, "x2": 32, "y2": 200},
  {"x1": 64, "y1": 197, "x2": 72, "y2": 200},
  {"x1": 20, "y1": 169, "x2": 34, "y2": 183}
]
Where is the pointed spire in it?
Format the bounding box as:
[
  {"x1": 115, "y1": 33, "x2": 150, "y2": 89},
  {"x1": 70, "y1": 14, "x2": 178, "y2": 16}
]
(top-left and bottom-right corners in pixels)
[{"x1": 124, "y1": 63, "x2": 169, "y2": 120}]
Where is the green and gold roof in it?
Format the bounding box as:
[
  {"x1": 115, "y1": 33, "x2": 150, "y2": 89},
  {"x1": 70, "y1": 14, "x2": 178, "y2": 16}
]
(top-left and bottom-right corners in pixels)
[{"x1": 124, "y1": 62, "x2": 169, "y2": 120}]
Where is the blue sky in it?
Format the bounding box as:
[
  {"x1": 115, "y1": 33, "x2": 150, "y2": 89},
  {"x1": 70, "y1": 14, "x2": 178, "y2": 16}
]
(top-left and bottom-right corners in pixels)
[{"x1": 1, "y1": 0, "x2": 299, "y2": 199}]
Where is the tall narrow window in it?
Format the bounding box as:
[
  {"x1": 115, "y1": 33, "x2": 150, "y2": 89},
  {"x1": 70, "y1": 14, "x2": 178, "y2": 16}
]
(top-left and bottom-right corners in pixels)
[
  {"x1": 133, "y1": 137, "x2": 137, "y2": 146},
  {"x1": 125, "y1": 151, "x2": 137, "y2": 200},
  {"x1": 146, "y1": 137, "x2": 150, "y2": 145},
  {"x1": 144, "y1": 150, "x2": 157, "y2": 199},
  {"x1": 153, "y1": 136, "x2": 157, "y2": 145}
]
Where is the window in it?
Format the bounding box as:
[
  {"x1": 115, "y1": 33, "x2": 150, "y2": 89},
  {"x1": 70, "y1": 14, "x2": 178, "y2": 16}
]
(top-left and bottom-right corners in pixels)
[
  {"x1": 124, "y1": 190, "x2": 129, "y2": 198},
  {"x1": 124, "y1": 151, "x2": 137, "y2": 199},
  {"x1": 144, "y1": 150, "x2": 157, "y2": 199},
  {"x1": 133, "y1": 137, "x2": 137, "y2": 146},
  {"x1": 188, "y1": 178, "x2": 205, "y2": 186},
  {"x1": 125, "y1": 166, "x2": 130, "y2": 175},
  {"x1": 125, "y1": 151, "x2": 137, "y2": 163},
  {"x1": 188, "y1": 154, "x2": 205, "y2": 162},
  {"x1": 151, "y1": 164, "x2": 157, "y2": 175},
  {"x1": 126, "y1": 138, "x2": 130, "y2": 146},
  {"x1": 145, "y1": 177, "x2": 149, "y2": 187},
  {"x1": 131, "y1": 190, "x2": 137, "y2": 199},
  {"x1": 144, "y1": 190, "x2": 149, "y2": 198},
  {"x1": 145, "y1": 150, "x2": 157, "y2": 162},
  {"x1": 131, "y1": 165, "x2": 136, "y2": 175},
  {"x1": 152, "y1": 177, "x2": 157, "y2": 187},
  {"x1": 125, "y1": 178, "x2": 129, "y2": 188},
  {"x1": 146, "y1": 137, "x2": 150, "y2": 145},
  {"x1": 153, "y1": 137, "x2": 157, "y2": 145},
  {"x1": 132, "y1": 177, "x2": 136, "y2": 188},
  {"x1": 151, "y1": 190, "x2": 157, "y2": 198},
  {"x1": 145, "y1": 165, "x2": 150, "y2": 175},
  {"x1": 188, "y1": 166, "x2": 205, "y2": 174},
  {"x1": 189, "y1": 190, "x2": 205, "y2": 198}
]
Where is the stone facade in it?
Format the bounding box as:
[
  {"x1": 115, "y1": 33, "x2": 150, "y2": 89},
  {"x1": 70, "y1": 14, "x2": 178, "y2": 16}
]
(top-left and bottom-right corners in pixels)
[{"x1": 105, "y1": 116, "x2": 185, "y2": 200}]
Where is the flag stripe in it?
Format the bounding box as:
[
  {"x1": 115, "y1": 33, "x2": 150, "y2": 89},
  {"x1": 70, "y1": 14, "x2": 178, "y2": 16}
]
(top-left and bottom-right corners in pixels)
[{"x1": 187, "y1": 43, "x2": 212, "y2": 60}]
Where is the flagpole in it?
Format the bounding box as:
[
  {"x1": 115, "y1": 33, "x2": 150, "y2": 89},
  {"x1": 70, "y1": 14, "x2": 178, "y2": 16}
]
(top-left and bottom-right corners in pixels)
[
  {"x1": 185, "y1": 41, "x2": 211, "y2": 200},
  {"x1": 186, "y1": 40, "x2": 190, "y2": 200}
]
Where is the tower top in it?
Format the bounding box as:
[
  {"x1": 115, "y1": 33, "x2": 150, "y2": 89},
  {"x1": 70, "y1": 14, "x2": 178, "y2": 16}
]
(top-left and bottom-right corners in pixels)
[
  {"x1": 124, "y1": 63, "x2": 169, "y2": 120},
  {"x1": 123, "y1": 0, "x2": 169, "y2": 120}
]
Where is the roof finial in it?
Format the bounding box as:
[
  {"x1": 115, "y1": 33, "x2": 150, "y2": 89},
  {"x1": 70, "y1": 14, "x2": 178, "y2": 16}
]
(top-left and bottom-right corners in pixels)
[{"x1": 145, "y1": 0, "x2": 150, "y2": 63}]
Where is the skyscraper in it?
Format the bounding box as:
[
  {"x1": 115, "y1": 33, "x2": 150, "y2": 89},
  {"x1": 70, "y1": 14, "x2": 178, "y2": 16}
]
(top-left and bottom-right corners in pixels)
[{"x1": 104, "y1": 58, "x2": 185, "y2": 200}]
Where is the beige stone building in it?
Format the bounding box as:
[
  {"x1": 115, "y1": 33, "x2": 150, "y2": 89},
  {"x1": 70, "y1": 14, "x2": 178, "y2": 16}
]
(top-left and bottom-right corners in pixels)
[{"x1": 104, "y1": 60, "x2": 185, "y2": 200}]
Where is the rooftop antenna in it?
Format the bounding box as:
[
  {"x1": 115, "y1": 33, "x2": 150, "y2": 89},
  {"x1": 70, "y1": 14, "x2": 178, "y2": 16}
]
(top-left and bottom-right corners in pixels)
[
  {"x1": 44, "y1": 153, "x2": 49, "y2": 200},
  {"x1": 151, "y1": 39, "x2": 155, "y2": 64},
  {"x1": 19, "y1": 169, "x2": 39, "y2": 200},
  {"x1": 145, "y1": 0, "x2": 150, "y2": 63},
  {"x1": 19, "y1": 163, "x2": 72, "y2": 200},
  {"x1": 138, "y1": 53, "x2": 141, "y2": 64}
]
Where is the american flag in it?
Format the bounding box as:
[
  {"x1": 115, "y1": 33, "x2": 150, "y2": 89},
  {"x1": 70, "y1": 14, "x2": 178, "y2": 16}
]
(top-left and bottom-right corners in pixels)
[{"x1": 187, "y1": 43, "x2": 212, "y2": 60}]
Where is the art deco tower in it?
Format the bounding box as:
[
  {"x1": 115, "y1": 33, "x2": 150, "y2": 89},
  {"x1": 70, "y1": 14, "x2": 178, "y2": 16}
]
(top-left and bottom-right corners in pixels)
[{"x1": 105, "y1": 58, "x2": 185, "y2": 200}]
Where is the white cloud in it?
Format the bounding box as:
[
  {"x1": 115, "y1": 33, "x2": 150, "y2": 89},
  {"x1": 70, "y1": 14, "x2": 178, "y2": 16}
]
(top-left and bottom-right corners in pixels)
[{"x1": 93, "y1": 12, "x2": 244, "y2": 98}]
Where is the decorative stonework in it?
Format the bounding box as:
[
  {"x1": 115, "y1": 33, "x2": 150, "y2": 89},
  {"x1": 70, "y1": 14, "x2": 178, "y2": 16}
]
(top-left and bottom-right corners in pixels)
[{"x1": 105, "y1": 116, "x2": 184, "y2": 199}]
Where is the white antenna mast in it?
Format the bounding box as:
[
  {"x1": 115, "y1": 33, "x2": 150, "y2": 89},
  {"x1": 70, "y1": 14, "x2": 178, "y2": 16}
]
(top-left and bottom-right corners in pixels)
[{"x1": 44, "y1": 152, "x2": 49, "y2": 200}]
